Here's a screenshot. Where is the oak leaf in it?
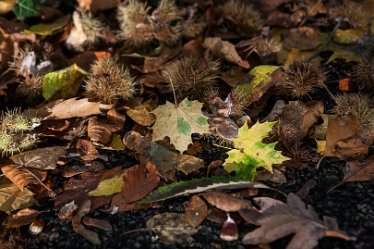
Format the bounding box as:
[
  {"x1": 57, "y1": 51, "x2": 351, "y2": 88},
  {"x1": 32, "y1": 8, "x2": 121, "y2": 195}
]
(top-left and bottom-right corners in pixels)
[
  {"x1": 224, "y1": 122, "x2": 289, "y2": 180},
  {"x1": 151, "y1": 98, "x2": 210, "y2": 152},
  {"x1": 240, "y1": 193, "x2": 354, "y2": 249}
]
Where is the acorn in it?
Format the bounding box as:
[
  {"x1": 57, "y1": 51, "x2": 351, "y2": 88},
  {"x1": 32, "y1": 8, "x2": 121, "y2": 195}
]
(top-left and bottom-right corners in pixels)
[
  {"x1": 279, "y1": 60, "x2": 326, "y2": 98},
  {"x1": 84, "y1": 57, "x2": 136, "y2": 104}
]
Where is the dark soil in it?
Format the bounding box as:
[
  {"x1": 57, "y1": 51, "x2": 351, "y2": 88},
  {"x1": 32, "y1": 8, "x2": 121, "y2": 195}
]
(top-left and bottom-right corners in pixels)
[{"x1": 20, "y1": 159, "x2": 373, "y2": 249}]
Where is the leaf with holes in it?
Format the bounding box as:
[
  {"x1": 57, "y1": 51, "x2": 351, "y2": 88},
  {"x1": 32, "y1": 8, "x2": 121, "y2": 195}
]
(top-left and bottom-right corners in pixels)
[
  {"x1": 224, "y1": 122, "x2": 289, "y2": 180},
  {"x1": 151, "y1": 98, "x2": 210, "y2": 152}
]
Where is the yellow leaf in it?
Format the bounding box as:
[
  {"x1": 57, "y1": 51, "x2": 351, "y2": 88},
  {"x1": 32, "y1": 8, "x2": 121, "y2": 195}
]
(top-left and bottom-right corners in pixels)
[
  {"x1": 88, "y1": 174, "x2": 123, "y2": 197},
  {"x1": 24, "y1": 15, "x2": 71, "y2": 36}
]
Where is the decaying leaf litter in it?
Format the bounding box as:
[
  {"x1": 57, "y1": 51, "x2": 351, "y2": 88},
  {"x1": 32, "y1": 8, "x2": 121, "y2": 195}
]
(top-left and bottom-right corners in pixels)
[{"x1": 0, "y1": 0, "x2": 373, "y2": 248}]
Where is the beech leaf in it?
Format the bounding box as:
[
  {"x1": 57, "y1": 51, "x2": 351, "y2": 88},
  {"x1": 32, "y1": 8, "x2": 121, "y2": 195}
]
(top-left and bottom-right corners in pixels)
[
  {"x1": 223, "y1": 122, "x2": 289, "y2": 180},
  {"x1": 151, "y1": 98, "x2": 210, "y2": 152},
  {"x1": 200, "y1": 191, "x2": 252, "y2": 212}
]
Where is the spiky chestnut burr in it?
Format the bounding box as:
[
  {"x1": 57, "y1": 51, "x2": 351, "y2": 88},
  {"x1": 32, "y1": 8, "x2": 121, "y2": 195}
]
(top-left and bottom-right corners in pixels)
[
  {"x1": 162, "y1": 56, "x2": 220, "y2": 100},
  {"x1": 79, "y1": 10, "x2": 104, "y2": 45},
  {"x1": 331, "y1": 0, "x2": 370, "y2": 29},
  {"x1": 84, "y1": 57, "x2": 136, "y2": 104},
  {"x1": 279, "y1": 60, "x2": 326, "y2": 98},
  {"x1": 0, "y1": 108, "x2": 39, "y2": 132},
  {"x1": 217, "y1": 0, "x2": 263, "y2": 34},
  {"x1": 152, "y1": 0, "x2": 182, "y2": 45},
  {"x1": 226, "y1": 88, "x2": 249, "y2": 117},
  {"x1": 117, "y1": 0, "x2": 153, "y2": 47},
  {"x1": 351, "y1": 52, "x2": 374, "y2": 92},
  {"x1": 333, "y1": 93, "x2": 374, "y2": 130}
]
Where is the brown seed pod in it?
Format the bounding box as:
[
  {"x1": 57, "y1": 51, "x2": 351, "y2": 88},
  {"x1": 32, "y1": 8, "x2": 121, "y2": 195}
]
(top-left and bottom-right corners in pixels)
[
  {"x1": 84, "y1": 57, "x2": 136, "y2": 104},
  {"x1": 279, "y1": 60, "x2": 326, "y2": 98},
  {"x1": 333, "y1": 93, "x2": 374, "y2": 129},
  {"x1": 331, "y1": 0, "x2": 370, "y2": 29},
  {"x1": 351, "y1": 53, "x2": 374, "y2": 92},
  {"x1": 117, "y1": 0, "x2": 153, "y2": 46},
  {"x1": 217, "y1": 0, "x2": 263, "y2": 34},
  {"x1": 162, "y1": 56, "x2": 220, "y2": 100}
]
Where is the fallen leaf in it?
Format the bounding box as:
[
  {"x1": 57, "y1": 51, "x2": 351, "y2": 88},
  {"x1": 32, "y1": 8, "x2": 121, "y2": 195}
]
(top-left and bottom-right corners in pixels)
[
  {"x1": 203, "y1": 37, "x2": 249, "y2": 68},
  {"x1": 200, "y1": 191, "x2": 251, "y2": 212},
  {"x1": 122, "y1": 162, "x2": 160, "y2": 203},
  {"x1": 3, "y1": 208, "x2": 40, "y2": 228},
  {"x1": 184, "y1": 195, "x2": 208, "y2": 228},
  {"x1": 87, "y1": 116, "x2": 121, "y2": 145},
  {"x1": 235, "y1": 65, "x2": 280, "y2": 105},
  {"x1": 126, "y1": 108, "x2": 155, "y2": 127},
  {"x1": 30, "y1": 98, "x2": 112, "y2": 120},
  {"x1": 12, "y1": 0, "x2": 40, "y2": 20},
  {"x1": 82, "y1": 217, "x2": 112, "y2": 232},
  {"x1": 10, "y1": 146, "x2": 66, "y2": 170},
  {"x1": 72, "y1": 200, "x2": 101, "y2": 245},
  {"x1": 58, "y1": 201, "x2": 78, "y2": 220},
  {"x1": 42, "y1": 64, "x2": 87, "y2": 100},
  {"x1": 88, "y1": 173, "x2": 123, "y2": 197},
  {"x1": 24, "y1": 15, "x2": 71, "y2": 36},
  {"x1": 241, "y1": 193, "x2": 354, "y2": 249},
  {"x1": 325, "y1": 115, "x2": 359, "y2": 158},
  {"x1": 1, "y1": 165, "x2": 47, "y2": 190},
  {"x1": 76, "y1": 139, "x2": 99, "y2": 161},
  {"x1": 107, "y1": 134, "x2": 126, "y2": 150},
  {"x1": 77, "y1": 0, "x2": 119, "y2": 12},
  {"x1": 151, "y1": 98, "x2": 210, "y2": 152},
  {"x1": 333, "y1": 28, "x2": 363, "y2": 45},
  {"x1": 329, "y1": 157, "x2": 374, "y2": 192},
  {"x1": 224, "y1": 122, "x2": 289, "y2": 180},
  {"x1": 146, "y1": 212, "x2": 199, "y2": 244},
  {"x1": 0, "y1": 181, "x2": 34, "y2": 212},
  {"x1": 176, "y1": 154, "x2": 205, "y2": 175},
  {"x1": 282, "y1": 27, "x2": 321, "y2": 51}
]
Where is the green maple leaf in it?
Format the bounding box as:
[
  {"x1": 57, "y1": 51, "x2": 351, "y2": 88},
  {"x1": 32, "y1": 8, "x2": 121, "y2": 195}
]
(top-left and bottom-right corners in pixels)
[
  {"x1": 223, "y1": 121, "x2": 289, "y2": 180},
  {"x1": 151, "y1": 98, "x2": 210, "y2": 152}
]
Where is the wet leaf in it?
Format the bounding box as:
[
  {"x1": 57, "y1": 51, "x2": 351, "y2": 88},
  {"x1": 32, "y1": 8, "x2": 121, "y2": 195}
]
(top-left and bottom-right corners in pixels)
[
  {"x1": 10, "y1": 146, "x2": 66, "y2": 170},
  {"x1": 200, "y1": 191, "x2": 251, "y2": 212},
  {"x1": 223, "y1": 122, "x2": 289, "y2": 180},
  {"x1": 0, "y1": 182, "x2": 34, "y2": 212},
  {"x1": 122, "y1": 162, "x2": 160, "y2": 203},
  {"x1": 151, "y1": 98, "x2": 210, "y2": 152},
  {"x1": 241, "y1": 193, "x2": 353, "y2": 249},
  {"x1": 184, "y1": 195, "x2": 208, "y2": 228},
  {"x1": 203, "y1": 37, "x2": 249, "y2": 68},
  {"x1": 24, "y1": 15, "x2": 70, "y2": 36},
  {"x1": 146, "y1": 212, "x2": 199, "y2": 244},
  {"x1": 42, "y1": 64, "x2": 86, "y2": 100}
]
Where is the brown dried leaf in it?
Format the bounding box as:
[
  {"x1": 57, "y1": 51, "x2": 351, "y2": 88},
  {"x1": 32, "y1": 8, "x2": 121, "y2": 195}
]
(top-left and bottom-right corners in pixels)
[
  {"x1": 126, "y1": 108, "x2": 156, "y2": 127},
  {"x1": 282, "y1": 27, "x2": 321, "y2": 51},
  {"x1": 87, "y1": 117, "x2": 118, "y2": 145},
  {"x1": 1, "y1": 165, "x2": 47, "y2": 190},
  {"x1": 200, "y1": 191, "x2": 252, "y2": 212},
  {"x1": 76, "y1": 139, "x2": 100, "y2": 161},
  {"x1": 122, "y1": 162, "x2": 160, "y2": 203},
  {"x1": 143, "y1": 47, "x2": 181, "y2": 73},
  {"x1": 241, "y1": 194, "x2": 353, "y2": 249},
  {"x1": 3, "y1": 208, "x2": 40, "y2": 228},
  {"x1": 184, "y1": 195, "x2": 208, "y2": 228},
  {"x1": 176, "y1": 154, "x2": 205, "y2": 175},
  {"x1": 10, "y1": 146, "x2": 66, "y2": 170},
  {"x1": 82, "y1": 217, "x2": 112, "y2": 232},
  {"x1": 0, "y1": 182, "x2": 35, "y2": 212},
  {"x1": 72, "y1": 200, "x2": 101, "y2": 245},
  {"x1": 325, "y1": 115, "x2": 360, "y2": 158},
  {"x1": 203, "y1": 37, "x2": 249, "y2": 68},
  {"x1": 335, "y1": 138, "x2": 368, "y2": 158},
  {"x1": 31, "y1": 98, "x2": 112, "y2": 120}
]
